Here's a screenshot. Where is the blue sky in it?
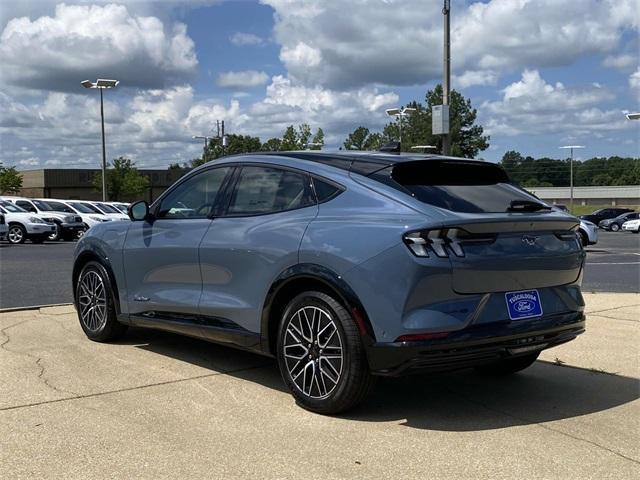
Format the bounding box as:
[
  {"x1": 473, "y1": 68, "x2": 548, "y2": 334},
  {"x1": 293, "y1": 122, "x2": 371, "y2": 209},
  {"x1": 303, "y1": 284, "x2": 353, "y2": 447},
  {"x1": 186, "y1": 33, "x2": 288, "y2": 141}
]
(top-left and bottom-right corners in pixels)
[{"x1": 0, "y1": 0, "x2": 638, "y2": 170}]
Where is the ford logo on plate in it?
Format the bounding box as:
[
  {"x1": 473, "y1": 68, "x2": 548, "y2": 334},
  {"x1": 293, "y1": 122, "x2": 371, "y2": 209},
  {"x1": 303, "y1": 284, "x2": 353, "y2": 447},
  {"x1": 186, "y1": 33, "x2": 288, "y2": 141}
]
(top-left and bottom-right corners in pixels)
[{"x1": 514, "y1": 300, "x2": 535, "y2": 312}]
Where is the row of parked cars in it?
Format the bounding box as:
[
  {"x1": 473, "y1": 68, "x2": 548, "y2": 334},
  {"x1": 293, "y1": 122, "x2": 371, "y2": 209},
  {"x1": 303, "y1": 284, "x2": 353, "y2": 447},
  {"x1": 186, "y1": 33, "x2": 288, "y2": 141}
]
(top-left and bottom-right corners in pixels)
[
  {"x1": 579, "y1": 207, "x2": 640, "y2": 233},
  {"x1": 0, "y1": 196, "x2": 130, "y2": 244}
]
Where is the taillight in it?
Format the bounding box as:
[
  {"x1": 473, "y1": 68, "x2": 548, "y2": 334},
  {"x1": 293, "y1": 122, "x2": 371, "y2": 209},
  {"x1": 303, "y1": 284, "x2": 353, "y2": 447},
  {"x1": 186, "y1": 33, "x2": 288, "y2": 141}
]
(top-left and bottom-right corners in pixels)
[{"x1": 403, "y1": 228, "x2": 496, "y2": 258}]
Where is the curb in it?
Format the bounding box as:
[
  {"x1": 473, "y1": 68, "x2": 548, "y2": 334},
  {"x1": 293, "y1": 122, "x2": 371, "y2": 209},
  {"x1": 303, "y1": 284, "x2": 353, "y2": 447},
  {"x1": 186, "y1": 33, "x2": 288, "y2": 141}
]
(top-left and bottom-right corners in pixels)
[{"x1": 0, "y1": 303, "x2": 73, "y2": 314}]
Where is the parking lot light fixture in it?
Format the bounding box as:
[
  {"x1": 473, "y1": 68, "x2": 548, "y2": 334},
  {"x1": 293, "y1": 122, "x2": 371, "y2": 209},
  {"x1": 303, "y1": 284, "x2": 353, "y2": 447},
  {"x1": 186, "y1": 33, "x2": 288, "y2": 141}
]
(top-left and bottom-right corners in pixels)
[
  {"x1": 559, "y1": 145, "x2": 585, "y2": 213},
  {"x1": 385, "y1": 107, "x2": 417, "y2": 149},
  {"x1": 192, "y1": 135, "x2": 210, "y2": 150},
  {"x1": 625, "y1": 112, "x2": 640, "y2": 120},
  {"x1": 81, "y1": 78, "x2": 120, "y2": 202}
]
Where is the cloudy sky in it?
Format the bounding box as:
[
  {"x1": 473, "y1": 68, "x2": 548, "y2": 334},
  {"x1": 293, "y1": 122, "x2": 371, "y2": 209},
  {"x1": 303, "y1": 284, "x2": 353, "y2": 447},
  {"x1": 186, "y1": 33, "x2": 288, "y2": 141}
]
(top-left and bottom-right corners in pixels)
[{"x1": 0, "y1": 0, "x2": 638, "y2": 170}]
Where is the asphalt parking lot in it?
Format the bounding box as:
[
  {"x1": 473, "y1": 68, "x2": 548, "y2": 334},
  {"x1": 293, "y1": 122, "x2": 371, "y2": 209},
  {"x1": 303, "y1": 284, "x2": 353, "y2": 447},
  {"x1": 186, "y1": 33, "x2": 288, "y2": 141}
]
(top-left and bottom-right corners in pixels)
[
  {"x1": 1, "y1": 294, "x2": 638, "y2": 479},
  {"x1": 1, "y1": 231, "x2": 638, "y2": 309}
]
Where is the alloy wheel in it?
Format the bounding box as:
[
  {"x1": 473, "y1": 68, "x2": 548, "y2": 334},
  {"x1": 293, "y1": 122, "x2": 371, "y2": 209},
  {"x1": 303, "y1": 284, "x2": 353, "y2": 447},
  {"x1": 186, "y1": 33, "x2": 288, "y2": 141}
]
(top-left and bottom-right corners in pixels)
[
  {"x1": 611, "y1": 224, "x2": 620, "y2": 232},
  {"x1": 283, "y1": 306, "x2": 344, "y2": 399},
  {"x1": 78, "y1": 270, "x2": 108, "y2": 332},
  {"x1": 8, "y1": 226, "x2": 23, "y2": 244}
]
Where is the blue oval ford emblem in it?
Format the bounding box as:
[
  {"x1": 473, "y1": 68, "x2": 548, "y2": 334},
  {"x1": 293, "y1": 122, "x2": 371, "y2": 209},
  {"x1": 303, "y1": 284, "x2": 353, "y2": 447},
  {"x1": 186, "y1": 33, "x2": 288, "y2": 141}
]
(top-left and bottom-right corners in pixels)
[{"x1": 514, "y1": 300, "x2": 535, "y2": 312}]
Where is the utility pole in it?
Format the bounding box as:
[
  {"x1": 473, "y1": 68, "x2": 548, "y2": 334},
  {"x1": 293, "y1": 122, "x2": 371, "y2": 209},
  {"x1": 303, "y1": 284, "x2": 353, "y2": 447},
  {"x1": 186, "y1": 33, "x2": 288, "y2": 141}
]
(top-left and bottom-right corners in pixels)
[
  {"x1": 221, "y1": 120, "x2": 226, "y2": 156},
  {"x1": 99, "y1": 88, "x2": 107, "y2": 201},
  {"x1": 442, "y1": 0, "x2": 451, "y2": 156}
]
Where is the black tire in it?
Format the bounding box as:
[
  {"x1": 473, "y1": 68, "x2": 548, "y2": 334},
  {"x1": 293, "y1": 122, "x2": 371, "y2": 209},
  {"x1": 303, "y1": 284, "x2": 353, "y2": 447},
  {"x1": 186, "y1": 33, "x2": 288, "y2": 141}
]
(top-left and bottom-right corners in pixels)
[
  {"x1": 48, "y1": 223, "x2": 61, "y2": 241},
  {"x1": 610, "y1": 223, "x2": 620, "y2": 232},
  {"x1": 578, "y1": 230, "x2": 589, "y2": 247},
  {"x1": 7, "y1": 224, "x2": 26, "y2": 244},
  {"x1": 75, "y1": 261, "x2": 127, "y2": 342},
  {"x1": 475, "y1": 352, "x2": 540, "y2": 375},
  {"x1": 277, "y1": 291, "x2": 375, "y2": 414}
]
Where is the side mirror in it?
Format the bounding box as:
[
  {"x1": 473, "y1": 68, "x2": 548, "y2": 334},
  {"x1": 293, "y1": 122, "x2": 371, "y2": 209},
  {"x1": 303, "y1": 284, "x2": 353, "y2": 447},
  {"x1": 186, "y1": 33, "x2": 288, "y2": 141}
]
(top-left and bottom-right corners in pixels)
[{"x1": 128, "y1": 201, "x2": 150, "y2": 221}]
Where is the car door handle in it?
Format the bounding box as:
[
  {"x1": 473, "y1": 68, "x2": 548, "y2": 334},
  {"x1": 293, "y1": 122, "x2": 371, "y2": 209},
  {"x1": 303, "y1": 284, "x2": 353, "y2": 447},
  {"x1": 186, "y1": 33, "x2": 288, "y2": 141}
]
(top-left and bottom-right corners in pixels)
[{"x1": 133, "y1": 295, "x2": 150, "y2": 302}]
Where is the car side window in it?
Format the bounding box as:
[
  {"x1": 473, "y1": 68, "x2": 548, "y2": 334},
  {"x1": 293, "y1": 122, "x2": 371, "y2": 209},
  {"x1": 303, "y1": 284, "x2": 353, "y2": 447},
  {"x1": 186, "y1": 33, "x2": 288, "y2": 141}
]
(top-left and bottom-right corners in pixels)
[
  {"x1": 158, "y1": 167, "x2": 231, "y2": 219},
  {"x1": 312, "y1": 178, "x2": 342, "y2": 203},
  {"x1": 16, "y1": 201, "x2": 35, "y2": 212},
  {"x1": 227, "y1": 166, "x2": 314, "y2": 216}
]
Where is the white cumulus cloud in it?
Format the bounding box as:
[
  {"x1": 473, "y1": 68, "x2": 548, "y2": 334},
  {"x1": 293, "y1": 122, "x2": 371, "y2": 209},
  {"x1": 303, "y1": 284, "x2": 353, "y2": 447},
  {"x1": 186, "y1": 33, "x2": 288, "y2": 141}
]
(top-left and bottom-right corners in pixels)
[
  {"x1": 0, "y1": 3, "x2": 198, "y2": 92},
  {"x1": 217, "y1": 71, "x2": 270, "y2": 88}
]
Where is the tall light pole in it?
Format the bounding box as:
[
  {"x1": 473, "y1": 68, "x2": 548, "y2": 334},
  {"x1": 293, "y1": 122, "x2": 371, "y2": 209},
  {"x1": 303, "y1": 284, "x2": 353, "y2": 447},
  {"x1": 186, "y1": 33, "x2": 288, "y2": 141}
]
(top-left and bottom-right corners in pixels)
[
  {"x1": 560, "y1": 145, "x2": 585, "y2": 213},
  {"x1": 81, "y1": 79, "x2": 119, "y2": 201},
  {"x1": 385, "y1": 107, "x2": 417, "y2": 149},
  {"x1": 442, "y1": 0, "x2": 451, "y2": 155}
]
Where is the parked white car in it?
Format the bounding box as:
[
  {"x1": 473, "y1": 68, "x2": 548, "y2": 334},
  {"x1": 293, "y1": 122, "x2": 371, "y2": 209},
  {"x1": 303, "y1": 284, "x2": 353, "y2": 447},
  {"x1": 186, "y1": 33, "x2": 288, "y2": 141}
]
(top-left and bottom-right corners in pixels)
[
  {"x1": 107, "y1": 201, "x2": 130, "y2": 214},
  {"x1": 42, "y1": 199, "x2": 112, "y2": 231},
  {"x1": 74, "y1": 200, "x2": 129, "y2": 221},
  {"x1": 0, "y1": 200, "x2": 56, "y2": 244},
  {"x1": 0, "y1": 196, "x2": 86, "y2": 241},
  {"x1": 622, "y1": 219, "x2": 640, "y2": 233},
  {"x1": 578, "y1": 219, "x2": 598, "y2": 246}
]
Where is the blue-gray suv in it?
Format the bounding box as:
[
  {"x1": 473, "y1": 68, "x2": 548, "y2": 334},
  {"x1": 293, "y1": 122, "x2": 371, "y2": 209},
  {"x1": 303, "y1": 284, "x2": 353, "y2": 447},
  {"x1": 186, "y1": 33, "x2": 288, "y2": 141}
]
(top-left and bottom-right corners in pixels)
[{"x1": 73, "y1": 152, "x2": 586, "y2": 413}]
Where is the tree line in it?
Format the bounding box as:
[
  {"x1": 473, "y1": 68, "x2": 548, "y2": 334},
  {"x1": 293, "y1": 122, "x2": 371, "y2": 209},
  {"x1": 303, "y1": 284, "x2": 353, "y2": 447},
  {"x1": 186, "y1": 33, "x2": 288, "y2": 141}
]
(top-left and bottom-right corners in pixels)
[{"x1": 500, "y1": 151, "x2": 640, "y2": 187}]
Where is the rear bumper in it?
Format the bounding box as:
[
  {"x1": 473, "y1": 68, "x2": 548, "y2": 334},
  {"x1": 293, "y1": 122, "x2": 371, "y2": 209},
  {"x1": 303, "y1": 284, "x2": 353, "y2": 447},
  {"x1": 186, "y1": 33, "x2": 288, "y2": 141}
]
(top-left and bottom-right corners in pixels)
[{"x1": 366, "y1": 312, "x2": 585, "y2": 376}]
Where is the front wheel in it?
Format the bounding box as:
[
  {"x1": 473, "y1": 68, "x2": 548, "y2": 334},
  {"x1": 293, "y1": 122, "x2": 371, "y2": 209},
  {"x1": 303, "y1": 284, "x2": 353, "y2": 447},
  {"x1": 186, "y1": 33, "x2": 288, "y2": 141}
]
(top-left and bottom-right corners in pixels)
[
  {"x1": 76, "y1": 261, "x2": 127, "y2": 342},
  {"x1": 475, "y1": 352, "x2": 540, "y2": 375},
  {"x1": 277, "y1": 291, "x2": 375, "y2": 414},
  {"x1": 7, "y1": 224, "x2": 26, "y2": 244},
  {"x1": 610, "y1": 223, "x2": 620, "y2": 232}
]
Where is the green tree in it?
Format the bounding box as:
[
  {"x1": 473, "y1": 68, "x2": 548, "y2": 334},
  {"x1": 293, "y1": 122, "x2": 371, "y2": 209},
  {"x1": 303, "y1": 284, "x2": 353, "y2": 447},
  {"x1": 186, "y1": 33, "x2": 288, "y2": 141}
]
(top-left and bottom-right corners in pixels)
[
  {"x1": 280, "y1": 125, "x2": 299, "y2": 150},
  {"x1": 196, "y1": 133, "x2": 262, "y2": 166},
  {"x1": 0, "y1": 164, "x2": 23, "y2": 194},
  {"x1": 261, "y1": 137, "x2": 284, "y2": 152},
  {"x1": 311, "y1": 127, "x2": 324, "y2": 150},
  {"x1": 343, "y1": 127, "x2": 386, "y2": 150},
  {"x1": 92, "y1": 157, "x2": 149, "y2": 201}
]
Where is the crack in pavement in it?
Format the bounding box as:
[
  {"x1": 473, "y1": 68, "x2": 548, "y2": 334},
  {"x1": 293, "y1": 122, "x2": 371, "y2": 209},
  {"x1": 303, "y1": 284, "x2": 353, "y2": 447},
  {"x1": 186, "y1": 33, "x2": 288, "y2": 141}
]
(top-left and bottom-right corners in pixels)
[
  {"x1": 589, "y1": 313, "x2": 638, "y2": 323},
  {"x1": 1, "y1": 318, "x2": 78, "y2": 397},
  {"x1": 587, "y1": 304, "x2": 640, "y2": 315},
  {"x1": 0, "y1": 363, "x2": 272, "y2": 412}
]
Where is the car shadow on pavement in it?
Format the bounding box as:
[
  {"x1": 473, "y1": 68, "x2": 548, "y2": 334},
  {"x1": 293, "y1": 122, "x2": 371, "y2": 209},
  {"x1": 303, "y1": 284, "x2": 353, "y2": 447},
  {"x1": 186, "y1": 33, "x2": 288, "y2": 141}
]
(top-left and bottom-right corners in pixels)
[{"x1": 123, "y1": 327, "x2": 639, "y2": 431}]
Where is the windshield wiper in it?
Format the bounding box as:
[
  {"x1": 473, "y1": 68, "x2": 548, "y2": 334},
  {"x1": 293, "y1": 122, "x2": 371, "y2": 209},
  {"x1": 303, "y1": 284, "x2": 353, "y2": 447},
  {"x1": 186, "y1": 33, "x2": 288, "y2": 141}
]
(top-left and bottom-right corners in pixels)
[{"x1": 507, "y1": 200, "x2": 552, "y2": 212}]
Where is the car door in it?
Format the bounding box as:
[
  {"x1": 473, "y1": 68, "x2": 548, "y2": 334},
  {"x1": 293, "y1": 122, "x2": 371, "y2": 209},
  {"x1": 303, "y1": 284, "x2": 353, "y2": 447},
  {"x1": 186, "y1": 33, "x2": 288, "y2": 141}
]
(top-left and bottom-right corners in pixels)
[
  {"x1": 123, "y1": 166, "x2": 234, "y2": 324},
  {"x1": 197, "y1": 164, "x2": 318, "y2": 344}
]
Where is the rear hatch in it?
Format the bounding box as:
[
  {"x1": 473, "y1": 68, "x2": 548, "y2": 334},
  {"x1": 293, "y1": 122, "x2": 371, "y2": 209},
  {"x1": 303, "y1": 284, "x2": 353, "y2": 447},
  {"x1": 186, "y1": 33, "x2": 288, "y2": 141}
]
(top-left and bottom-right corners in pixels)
[{"x1": 369, "y1": 159, "x2": 584, "y2": 294}]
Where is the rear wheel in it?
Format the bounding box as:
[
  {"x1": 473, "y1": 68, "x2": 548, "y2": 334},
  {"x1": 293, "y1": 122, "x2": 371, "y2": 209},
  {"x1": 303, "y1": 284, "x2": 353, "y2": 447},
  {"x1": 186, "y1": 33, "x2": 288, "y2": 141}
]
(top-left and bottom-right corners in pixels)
[
  {"x1": 475, "y1": 352, "x2": 540, "y2": 375},
  {"x1": 7, "y1": 224, "x2": 26, "y2": 244},
  {"x1": 277, "y1": 291, "x2": 375, "y2": 414},
  {"x1": 76, "y1": 261, "x2": 127, "y2": 342},
  {"x1": 610, "y1": 223, "x2": 620, "y2": 232}
]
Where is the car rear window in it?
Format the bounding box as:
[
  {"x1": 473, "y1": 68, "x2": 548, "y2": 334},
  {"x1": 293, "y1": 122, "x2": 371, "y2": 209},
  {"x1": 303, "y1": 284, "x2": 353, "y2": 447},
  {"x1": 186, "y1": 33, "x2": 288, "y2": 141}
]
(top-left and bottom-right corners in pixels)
[{"x1": 371, "y1": 160, "x2": 545, "y2": 213}]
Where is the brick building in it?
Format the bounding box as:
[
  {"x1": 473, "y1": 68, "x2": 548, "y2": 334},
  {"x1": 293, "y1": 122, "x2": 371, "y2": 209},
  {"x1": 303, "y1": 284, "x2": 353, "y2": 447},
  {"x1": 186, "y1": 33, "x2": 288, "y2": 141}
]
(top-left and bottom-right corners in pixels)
[{"x1": 17, "y1": 168, "x2": 188, "y2": 202}]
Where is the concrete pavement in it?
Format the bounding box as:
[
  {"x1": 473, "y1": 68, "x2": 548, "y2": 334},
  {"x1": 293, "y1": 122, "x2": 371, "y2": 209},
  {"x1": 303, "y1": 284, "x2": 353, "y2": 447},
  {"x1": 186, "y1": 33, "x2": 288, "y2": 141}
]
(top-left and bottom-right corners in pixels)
[{"x1": 1, "y1": 293, "x2": 638, "y2": 479}]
